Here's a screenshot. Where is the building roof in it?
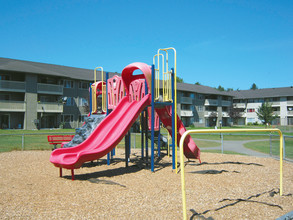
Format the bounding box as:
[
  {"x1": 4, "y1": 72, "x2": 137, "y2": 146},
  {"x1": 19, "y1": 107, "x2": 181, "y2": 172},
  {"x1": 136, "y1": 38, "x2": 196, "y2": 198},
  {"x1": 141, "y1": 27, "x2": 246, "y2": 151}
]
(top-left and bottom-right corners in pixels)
[
  {"x1": 0, "y1": 57, "x2": 117, "y2": 81},
  {"x1": 230, "y1": 87, "x2": 293, "y2": 99},
  {"x1": 2, "y1": 57, "x2": 291, "y2": 99},
  {"x1": 0, "y1": 57, "x2": 234, "y2": 97},
  {"x1": 177, "y1": 82, "x2": 232, "y2": 97}
]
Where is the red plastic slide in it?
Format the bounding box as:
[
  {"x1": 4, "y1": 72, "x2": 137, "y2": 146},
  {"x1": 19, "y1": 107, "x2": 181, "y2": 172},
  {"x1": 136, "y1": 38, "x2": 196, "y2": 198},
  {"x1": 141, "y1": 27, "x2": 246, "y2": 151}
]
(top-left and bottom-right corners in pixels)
[
  {"x1": 50, "y1": 94, "x2": 151, "y2": 169},
  {"x1": 156, "y1": 106, "x2": 201, "y2": 160}
]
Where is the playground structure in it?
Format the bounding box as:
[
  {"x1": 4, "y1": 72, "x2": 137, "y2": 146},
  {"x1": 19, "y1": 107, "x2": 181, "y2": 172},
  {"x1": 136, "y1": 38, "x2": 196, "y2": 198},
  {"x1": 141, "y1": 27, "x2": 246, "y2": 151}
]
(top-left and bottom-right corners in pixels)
[{"x1": 50, "y1": 48, "x2": 201, "y2": 179}]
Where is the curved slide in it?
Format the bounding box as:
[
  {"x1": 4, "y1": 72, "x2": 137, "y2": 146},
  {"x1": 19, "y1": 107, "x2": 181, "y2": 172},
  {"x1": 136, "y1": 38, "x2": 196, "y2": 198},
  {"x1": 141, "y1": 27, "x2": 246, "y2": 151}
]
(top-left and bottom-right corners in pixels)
[
  {"x1": 156, "y1": 106, "x2": 200, "y2": 160},
  {"x1": 50, "y1": 94, "x2": 151, "y2": 169}
]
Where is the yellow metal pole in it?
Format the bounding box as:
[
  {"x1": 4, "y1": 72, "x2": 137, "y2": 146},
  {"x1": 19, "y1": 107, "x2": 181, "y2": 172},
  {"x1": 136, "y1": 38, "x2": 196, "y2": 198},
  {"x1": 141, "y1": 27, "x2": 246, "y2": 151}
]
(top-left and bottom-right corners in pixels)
[
  {"x1": 180, "y1": 130, "x2": 189, "y2": 220},
  {"x1": 153, "y1": 54, "x2": 164, "y2": 100},
  {"x1": 158, "y1": 48, "x2": 177, "y2": 173},
  {"x1": 179, "y1": 128, "x2": 283, "y2": 219},
  {"x1": 279, "y1": 132, "x2": 283, "y2": 196},
  {"x1": 93, "y1": 67, "x2": 104, "y2": 112}
]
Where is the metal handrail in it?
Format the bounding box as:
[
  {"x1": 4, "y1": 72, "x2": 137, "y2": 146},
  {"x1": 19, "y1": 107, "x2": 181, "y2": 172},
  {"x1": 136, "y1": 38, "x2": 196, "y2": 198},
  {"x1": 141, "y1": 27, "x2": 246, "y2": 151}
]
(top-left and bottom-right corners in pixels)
[{"x1": 179, "y1": 128, "x2": 284, "y2": 220}]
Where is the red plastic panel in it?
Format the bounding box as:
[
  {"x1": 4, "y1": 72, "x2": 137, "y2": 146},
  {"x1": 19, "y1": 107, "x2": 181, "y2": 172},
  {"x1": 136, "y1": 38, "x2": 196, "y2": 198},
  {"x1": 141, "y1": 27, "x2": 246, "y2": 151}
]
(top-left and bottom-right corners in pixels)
[
  {"x1": 107, "y1": 76, "x2": 125, "y2": 110},
  {"x1": 129, "y1": 79, "x2": 145, "y2": 102}
]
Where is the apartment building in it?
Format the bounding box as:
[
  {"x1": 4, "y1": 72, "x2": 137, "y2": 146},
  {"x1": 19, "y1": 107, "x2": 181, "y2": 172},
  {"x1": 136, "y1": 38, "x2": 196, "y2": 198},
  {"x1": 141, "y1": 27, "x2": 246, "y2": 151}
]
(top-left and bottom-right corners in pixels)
[
  {"x1": 231, "y1": 87, "x2": 293, "y2": 126},
  {"x1": 1, "y1": 57, "x2": 292, "y2": 129},
  {"x1": 0, "y1": 57, "x2": 116, "y2": 129},
  {"x1": 177, "y1": 83, "x2": 233, "y2": 127}
]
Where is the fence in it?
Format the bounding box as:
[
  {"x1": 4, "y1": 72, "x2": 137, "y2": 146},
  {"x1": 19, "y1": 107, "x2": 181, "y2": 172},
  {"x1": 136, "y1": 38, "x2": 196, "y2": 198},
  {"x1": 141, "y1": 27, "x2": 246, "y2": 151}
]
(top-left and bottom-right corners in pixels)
[
  {"x1": 0, "y1": 132, "x2": 292, "y2": 162},
  {"x1": 0, "y1": 132, "x2": 74, "y2": 152}
]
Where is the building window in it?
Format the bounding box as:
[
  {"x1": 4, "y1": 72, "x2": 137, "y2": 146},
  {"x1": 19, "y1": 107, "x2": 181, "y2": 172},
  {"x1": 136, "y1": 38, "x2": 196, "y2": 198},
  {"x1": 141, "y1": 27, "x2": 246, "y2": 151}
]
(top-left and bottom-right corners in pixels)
[
  {"x1": 79, "y1": 97, "x2": 88, "y2": 106},
  {"x1": 247, "y1": 118, "x2": 255, "y2": 123},
  {"x1": 247, "y1": 108, "x2": 255, "y2": 113},
  {"x1": 65, "y1": 97, "x2": 74, "y2": 106},
  {"x1": 0, "y1": 74, "x2": 10, "y2": 80},
  {"x1": 181, "y1": 104, "x2": 191, "y2": 110},
  {"x1": 198, "y1": 94, "x2": 204, "y2": 100},
  {"x1": 61, "y1": 114, "x2": 74, "y2": 122},
  {"x1": 79, "y1": 81, "x2": 90, "y2": 90},
  {"x1": 64, "y1": 80, "x2": 74, "y2": 88},
  {"x1": 0, "y1": 94, "x2": 10, "y2": 100},
  {"x1": 79, "y1": 115, "x2": 87, "y2": 122},
  {"x1": 197, "y1": 106, "x2": 204, "y2": 112}
]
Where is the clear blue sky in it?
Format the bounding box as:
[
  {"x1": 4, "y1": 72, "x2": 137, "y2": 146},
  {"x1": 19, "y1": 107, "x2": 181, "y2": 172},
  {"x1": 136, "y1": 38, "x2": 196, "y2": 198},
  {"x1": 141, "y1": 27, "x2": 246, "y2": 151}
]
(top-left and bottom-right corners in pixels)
[{"x1": 1, "y1": 0, "x2": 292, "y2": 90}]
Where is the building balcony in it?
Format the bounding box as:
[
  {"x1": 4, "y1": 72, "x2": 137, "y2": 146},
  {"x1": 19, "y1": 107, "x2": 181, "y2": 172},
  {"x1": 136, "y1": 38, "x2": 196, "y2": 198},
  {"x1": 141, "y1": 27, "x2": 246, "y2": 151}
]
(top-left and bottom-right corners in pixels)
[
  {"x1": 287, "y1": 111, "x2": 293, "y2": 116},
  {"x1": 233, "y1": 103, "x2": 246, "y2": 108},
  {"x1": 273, "y1": 111, "x2": 280, "y2": 116},
  {"x1": 180, "y1": 97, "x2": 193, "y2": 104},
  {"x1": 180, "y1": 110, "x2": 193, "y2": 117},
  {"x1": 204, "y1": 111, "x2": 218, "y2": 117},
  {"x1": 204, "y1": 99, "x2": 218, "y2": 106},
  {"x1": 287, "y1": 101, "x2": 293, "y2": 105},
  {"x1": 0, "y1": 80, "x2": 26, "y2": 92},
  {"x1": 37, "y1": 102, "x2": 63, "y2": 113},
  {"x1": 222, "y1": 112, "x2": 229, "y2": 117},
  {"x1": 222, "y1": 100, "x2": 232, "y2": 106},
  {"x1": 0, "y1": 100, "x2": 25, "y2": 112},
  {"x1": 37, "y1": 83, "x2": 63, "y2": 95},
  {"x1": 271, "y1": 101, "x2": 280, "y2": 106}
]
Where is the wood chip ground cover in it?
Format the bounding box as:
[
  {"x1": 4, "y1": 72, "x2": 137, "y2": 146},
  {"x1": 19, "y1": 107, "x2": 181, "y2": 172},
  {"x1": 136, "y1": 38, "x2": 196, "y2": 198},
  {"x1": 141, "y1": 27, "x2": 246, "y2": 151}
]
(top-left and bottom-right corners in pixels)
[{"x1": 0, "y1": 149, "x2": 292, "y2": 219}]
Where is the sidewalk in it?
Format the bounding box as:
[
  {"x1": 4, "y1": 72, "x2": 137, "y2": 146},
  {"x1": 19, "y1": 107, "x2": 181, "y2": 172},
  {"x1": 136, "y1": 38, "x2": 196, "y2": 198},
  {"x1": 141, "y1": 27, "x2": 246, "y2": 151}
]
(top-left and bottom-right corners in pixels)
[{"x1": 198, "y1": 138, "x2": 270, "y2": 157}]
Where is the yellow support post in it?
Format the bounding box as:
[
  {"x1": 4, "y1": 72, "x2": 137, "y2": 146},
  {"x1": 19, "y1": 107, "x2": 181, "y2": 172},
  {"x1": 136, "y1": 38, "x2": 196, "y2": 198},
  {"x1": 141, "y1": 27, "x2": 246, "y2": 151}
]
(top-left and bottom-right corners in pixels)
[
  {"x1": 179, "y1": 128, "x2": 284, "y2": 220},
  {"x1": 93, "y1": 67, "x2": 106, "y2": 112},
  {"x1": 153, "y1": 53, "x2": 164, "y2": 100},
  {"x1": 157, "y1": 48, "x2": 177, "y2": 173}
]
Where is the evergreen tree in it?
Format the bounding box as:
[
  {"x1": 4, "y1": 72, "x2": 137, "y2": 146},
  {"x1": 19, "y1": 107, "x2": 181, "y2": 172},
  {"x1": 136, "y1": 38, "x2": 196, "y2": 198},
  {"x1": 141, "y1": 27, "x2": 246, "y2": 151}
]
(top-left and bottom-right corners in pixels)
[
  {"x1": 216, "y1": 85, "x2": 225, "y2": 91},
  {"x1": 250, "y1": 83, "x2": 258, "y2": 90},
  {"x1": 256, "y1": 101, "x2": 277, "y2": 125},
  {"x1": 176, "y1": 76, "x2": 184, "y2": 83}
]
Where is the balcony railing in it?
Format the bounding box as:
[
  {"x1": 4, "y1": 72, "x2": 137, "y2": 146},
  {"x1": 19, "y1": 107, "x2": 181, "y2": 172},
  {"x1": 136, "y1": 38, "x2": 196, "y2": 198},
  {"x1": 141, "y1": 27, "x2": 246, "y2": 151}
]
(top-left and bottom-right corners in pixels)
[
  {"x1": 204, "y1": 111, "x2": 218, "y2": 117},
  {"x1": 204, "y1": 99, "x2": 218, "y2": 106},
  {"x1": 273, "y1": 111, "x2": 280, "y2": 116},
  {"x1": 37, "y1": 102, "x2": 63, "y2": 113},
  {"x1": 37, "y1": 83, "x2": 63, "y2": 95},
  {"x1": 0, "y1": 80, "x2": 26, "y2": 92},
  {"x1": 222, "y1": 100, "x2": 232, "y2": 106},
  {"x1": 222, "y1": 112, "x2": 229, "y2": 117},
  {"x1": 271, "y1": 101, "x2": 281, "y2": 106},
  {"x1": 180, "y1": 97, "x2": 193, "y2": 104},
  {"x1": 287, "y1": 111, "x2": 293, "y2": 116},
  {"x1": 233, "y1": 103, "x2": 246, "y2": 108},
  {"x1": 180, "y1": 110, "x2": 193, "y2": 117},
  {"x1": 0, "y1": 100, "x2": 25, "y2": 112}
]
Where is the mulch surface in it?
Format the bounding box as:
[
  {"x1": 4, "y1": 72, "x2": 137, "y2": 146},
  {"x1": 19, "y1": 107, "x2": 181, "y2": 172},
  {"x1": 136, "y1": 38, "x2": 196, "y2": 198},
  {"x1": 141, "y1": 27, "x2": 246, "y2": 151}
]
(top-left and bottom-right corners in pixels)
[{"x1": 0, "y1": 149, "x2": 292, "y2": 219}]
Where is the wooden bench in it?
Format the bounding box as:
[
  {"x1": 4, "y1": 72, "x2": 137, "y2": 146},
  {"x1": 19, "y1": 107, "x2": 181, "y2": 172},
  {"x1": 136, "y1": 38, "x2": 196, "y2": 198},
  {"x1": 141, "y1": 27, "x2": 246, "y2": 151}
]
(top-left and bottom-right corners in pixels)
[{"x1": 47, "y1": 135, "x2": 74, "y2": 149}]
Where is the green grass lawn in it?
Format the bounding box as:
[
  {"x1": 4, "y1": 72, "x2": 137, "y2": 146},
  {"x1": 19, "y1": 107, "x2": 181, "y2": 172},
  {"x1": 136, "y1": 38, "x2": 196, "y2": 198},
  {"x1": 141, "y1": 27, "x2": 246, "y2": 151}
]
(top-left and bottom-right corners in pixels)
[
  {"x1": 200, "y1": 149, "x2": 246, "y2": 155},
  {"x1": 244, "y1": 138, "x2": 293, "y2": 160},
  {"x1": 0, "y1": 129, "x2": 75, "y2": 152},
  {"x1": 1, "y1": 127, "x2": 292, "y2": 158}
]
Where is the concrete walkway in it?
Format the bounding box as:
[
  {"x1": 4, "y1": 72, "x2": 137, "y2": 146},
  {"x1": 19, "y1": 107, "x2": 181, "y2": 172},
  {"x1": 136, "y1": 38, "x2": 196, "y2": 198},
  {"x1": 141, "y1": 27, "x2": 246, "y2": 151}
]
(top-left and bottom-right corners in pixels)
[{"x1": 197, "y1": 138, "x2": 271, "y2": 158}]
